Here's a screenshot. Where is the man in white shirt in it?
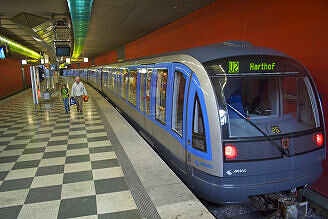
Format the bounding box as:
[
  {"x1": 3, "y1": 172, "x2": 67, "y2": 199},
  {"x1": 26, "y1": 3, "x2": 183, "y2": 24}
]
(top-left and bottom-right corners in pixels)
[{"x1": 71, "y1": 77, "x2": 88, "y2": 113}]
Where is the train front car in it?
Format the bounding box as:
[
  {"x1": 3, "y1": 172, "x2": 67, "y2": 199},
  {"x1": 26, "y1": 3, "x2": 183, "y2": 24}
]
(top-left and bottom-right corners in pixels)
[{"x1": 201, "y1": 47, "x2": 326, "y2": 203}]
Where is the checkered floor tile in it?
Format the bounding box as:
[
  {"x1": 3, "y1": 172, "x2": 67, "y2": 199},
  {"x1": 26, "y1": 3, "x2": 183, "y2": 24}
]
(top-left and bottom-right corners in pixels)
[{"x1": 0, "y1": 78, "x2": 141, "y2": 219}]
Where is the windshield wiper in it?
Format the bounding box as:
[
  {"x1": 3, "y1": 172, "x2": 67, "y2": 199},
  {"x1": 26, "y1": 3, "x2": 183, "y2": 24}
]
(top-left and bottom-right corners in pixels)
[{"x1": 226, "y1": 104, "x2": 290, "y2": 157}]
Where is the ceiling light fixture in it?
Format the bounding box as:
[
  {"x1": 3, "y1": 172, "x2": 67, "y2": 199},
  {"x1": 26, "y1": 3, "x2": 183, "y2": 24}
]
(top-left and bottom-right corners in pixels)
[
  {"x1": 67, "y1": 0, "x2": 94, "y2": 59},
  {"x1": 0, "y1": 35, "x2": 42, "y2": 59}
]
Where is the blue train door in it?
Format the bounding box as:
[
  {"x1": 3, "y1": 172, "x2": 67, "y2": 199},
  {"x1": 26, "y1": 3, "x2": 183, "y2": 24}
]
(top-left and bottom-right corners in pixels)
[{"x1": 170, "y1": 63, "x2": 191, "y2": 173}]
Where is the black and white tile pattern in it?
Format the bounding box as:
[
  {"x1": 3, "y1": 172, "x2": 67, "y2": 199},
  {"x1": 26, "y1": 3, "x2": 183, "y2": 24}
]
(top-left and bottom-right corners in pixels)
[{"x1": 0, "y1": 79, "x2": 141, "y2": 219}]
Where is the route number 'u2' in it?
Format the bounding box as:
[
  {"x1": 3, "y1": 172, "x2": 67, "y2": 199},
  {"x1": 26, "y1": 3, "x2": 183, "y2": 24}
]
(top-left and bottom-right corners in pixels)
[{"x1": 229, "y1": 61, "x2": 239, "y2": 73}]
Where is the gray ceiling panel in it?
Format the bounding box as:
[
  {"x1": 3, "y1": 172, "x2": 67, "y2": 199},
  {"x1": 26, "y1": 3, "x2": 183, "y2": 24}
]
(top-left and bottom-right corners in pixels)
[
  {"x1": 0, "y1": 0, "x2": 215, "y2": 60},
  {"x1": 83, "y1": 0, "x2": 216, "y2": 58}
]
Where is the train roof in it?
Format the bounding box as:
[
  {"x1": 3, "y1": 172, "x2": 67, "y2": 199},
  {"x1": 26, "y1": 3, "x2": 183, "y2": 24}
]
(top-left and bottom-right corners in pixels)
[{"x1": 148, "y1": 41, "x2": 289, "y2": 63}]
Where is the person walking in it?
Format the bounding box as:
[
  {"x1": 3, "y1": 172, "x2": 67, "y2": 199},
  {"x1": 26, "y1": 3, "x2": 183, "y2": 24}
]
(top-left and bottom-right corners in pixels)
[
  {"x1": 71, "y1": 77, "x2": 87, "y2": 113},
  {"x1": 61, "y1": 84, "x2": 70, "y2": 113}
]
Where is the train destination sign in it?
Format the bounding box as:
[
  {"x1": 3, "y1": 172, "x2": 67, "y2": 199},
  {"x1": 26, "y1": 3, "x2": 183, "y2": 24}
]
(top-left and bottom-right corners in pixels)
[
  {"x1": 228, "y1": 60, "x2": 277, "y2": 73},
  {"x1": 204, "y1": 55, "x2": 305, "y2": 76},
  {"x1": 249, "y1": 62, "x2": 276, "y2": 71},
  {"x1": 229, "y1": 61, "x2": 276, "y2": 73}
]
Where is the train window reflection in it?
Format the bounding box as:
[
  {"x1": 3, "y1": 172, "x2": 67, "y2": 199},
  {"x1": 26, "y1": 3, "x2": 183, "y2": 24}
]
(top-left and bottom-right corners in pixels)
[
  {"x1": 128, "y1": 70, "x2": 137, "y2": 106},
  {"x1": 172, "y1": 70, "x2": 186, "y2": 136},
  {"x1": 108, "y1": 70, "x2": 113, "y2": 90},
  {"x1": 121, "y1": 69, "x2": 128, "y2": 100},
  {"x1": 113, "y1": 71, "x2": 116, "y2": 92},
  {"x1": 115, "y1": 70, "x2": 121, "y2": 95},
  {"x1": 96, "y1": 70, "x2": 100, "y2": 85},
  {"x1": 192, "y1": 95, "x2": 207, "y2": 152},
  {"x1": 155, "y1": 69, "x2": 168, "y2": 124},
  {"x1": 145, "y1": 70, "x2": 152, "y2": 115},
  {"x1": 139, "y1": 70, "x2": 146, "y2": 112},
  {"x1": 103, "y1": 71, "x2": 109, "y2": 88}
]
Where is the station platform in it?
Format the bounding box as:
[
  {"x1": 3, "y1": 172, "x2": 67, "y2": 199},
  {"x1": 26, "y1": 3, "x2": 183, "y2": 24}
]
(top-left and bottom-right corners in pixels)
[{"x1": 0, "y1": 77, "x2": 213, "y2": 219}]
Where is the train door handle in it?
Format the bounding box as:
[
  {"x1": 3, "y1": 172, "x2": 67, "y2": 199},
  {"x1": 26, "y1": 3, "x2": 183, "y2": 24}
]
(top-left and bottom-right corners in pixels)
[{"x1": 188, "y1": 139, "x2": 190, "y2": 145}]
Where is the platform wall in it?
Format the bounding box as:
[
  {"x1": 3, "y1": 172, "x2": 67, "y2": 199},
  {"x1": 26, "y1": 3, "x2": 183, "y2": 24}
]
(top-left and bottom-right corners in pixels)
[
  {"x1": 23, "y1": 65, "x2": 31, "y2": 87},
  {"x1": 94, "y1": 49, "x2": 117, "y2": 66},
  {"x1": 94, "y1": 0, "x2": 328, "y2": 196},
  {"x1": 0, "y1": 58, "x2": 25, "y2": 99}
]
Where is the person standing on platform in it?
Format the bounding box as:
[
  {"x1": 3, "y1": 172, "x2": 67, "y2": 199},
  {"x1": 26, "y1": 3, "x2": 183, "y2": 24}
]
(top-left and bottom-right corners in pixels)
[
  {"x1": 61, "y1": 84, "x2": 70, "y2": 113},
  {"x1": 71, "y1": 77, "x2": 87, "y2": 113}
]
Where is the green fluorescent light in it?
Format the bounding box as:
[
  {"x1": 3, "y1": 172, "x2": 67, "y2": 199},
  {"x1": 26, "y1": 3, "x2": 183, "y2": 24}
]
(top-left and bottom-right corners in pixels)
[
  {"x1": 67, "y1": 0, "x2": 93, "y2": 58},
  {"x1": 0, "y1": 35, "x2": 42, "y2": 59}
]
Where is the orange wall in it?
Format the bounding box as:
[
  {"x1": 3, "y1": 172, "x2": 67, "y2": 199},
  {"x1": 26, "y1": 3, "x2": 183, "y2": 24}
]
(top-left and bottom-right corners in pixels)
[
  {"x1": 96, "y1": 0, "x2": 328, "y2": 196},
  {"x1": 68, "y1": 61, "x2": 92, "y2": 69},
  {"x1": 79, "y1": 61, "x2": 92, "y2": 68},
  {"x1": 94, "y1": 49, "x2": 117, "y2": 66},
  {"x1": 24, "y1": 65, "x2": 31, "y2": 87},
  {"x1": 0, "y1": 58, "x2": 24, "y2": 99}
]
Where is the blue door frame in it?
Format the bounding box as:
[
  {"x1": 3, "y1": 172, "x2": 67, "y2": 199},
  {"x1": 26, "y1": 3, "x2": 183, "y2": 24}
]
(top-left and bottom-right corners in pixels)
[
  {"x1": 186, "y1": 75, "x2": 212, "y2": 163},
  {"x1": 171, "y1": 63, "x2": 192, "y2": 171}
]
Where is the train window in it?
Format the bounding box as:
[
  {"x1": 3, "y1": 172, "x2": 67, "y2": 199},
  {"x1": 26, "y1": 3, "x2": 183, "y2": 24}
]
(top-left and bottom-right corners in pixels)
[
  {"x1": 212, "y1": 76, "x2": 320, "y2": 138},
  {"x1": 281, "y1": 77, "x2": 318, "y2": 127},
  {"x1": 155, "y1": 69, "x2": 168, "y2": 124},
  {"x1": 128, "y1": 70, "x2": 138, "y2": 106},
  {"x1": 112, "y1": 71, "x2": 115, "y2": 90},
  {"x1": 113, "y1": 71, "x2": 117, "y2": 93},
  {"x1": 115, "y1": 70, "x2": 121, "y2": 95},
  {"x1": 110, "y1": 72, "x2": 113, "y2": 86},
  {"x1": 145, "y1": 69, "x2": 152, "y2": 115},
  {"x1": 103, "y1": 71, "x2": 109, "y2": 88},
  {"x1": 108, "y1": 70, "x2": 111, "y2": 90},
  {"x1": 139, "y1": 69, "x2": 146, "y2": 112},
  {"x1": 106, "y1": 71, "x2": 109, "y2": 88},
  {"x1": 111, "y1": 71, "x2": 115, "y2": 91},
  {"x1": 113, "y1": 71, "x2": 116, "y2": 92},
  {"x1": 192, "y1": 95, "x2": 207, "y2": 152},
  {"x1": 172, "y1": 70, "x2": 186, "y2": 136},
  {"x1": 98, "y1": 70, "x2": 102, "y2": 85},
  {"x1": 121, "y1": 69, "x2": 128, "y2": 100}
]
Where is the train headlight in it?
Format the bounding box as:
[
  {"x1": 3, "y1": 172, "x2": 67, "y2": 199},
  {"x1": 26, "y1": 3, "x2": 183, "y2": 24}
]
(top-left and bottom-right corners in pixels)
[{"x1": 225, "y1": 145, "x2": 237, "y2": 159}]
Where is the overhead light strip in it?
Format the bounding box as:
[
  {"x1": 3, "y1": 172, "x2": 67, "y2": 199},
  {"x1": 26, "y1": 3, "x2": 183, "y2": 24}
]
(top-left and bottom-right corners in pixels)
[
  {"x1": 0, "y1": 35, "x2": 42, "y2": 59},
  {"x1": 67, "y1": 0, "x2": 93, "y2": 58}
]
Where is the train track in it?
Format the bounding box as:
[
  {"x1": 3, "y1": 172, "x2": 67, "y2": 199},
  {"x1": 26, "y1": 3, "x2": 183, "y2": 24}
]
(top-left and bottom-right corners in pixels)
[{"x1": 201, "y1": 195, "x2": 326, "y2": 219}]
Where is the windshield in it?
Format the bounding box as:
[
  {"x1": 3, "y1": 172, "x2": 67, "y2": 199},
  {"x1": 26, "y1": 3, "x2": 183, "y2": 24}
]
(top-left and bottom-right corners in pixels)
[{"x1": 212, "y1": 76, "x2": 320, "y2": 138}]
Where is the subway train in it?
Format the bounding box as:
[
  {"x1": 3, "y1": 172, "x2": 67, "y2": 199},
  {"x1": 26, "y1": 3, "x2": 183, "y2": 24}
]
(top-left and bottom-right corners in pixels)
[{"x1": 64, "y1": 41, "x2": 326, "y2": 204}]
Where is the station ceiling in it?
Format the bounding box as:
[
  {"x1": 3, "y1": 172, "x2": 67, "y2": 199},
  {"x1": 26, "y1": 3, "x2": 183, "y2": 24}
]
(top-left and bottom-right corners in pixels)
[
  {"x1": 0, "y1": 0, "x2": 215, "y2": 60},
  {"x1": 0, "y1": 0, "x2": 69, "y2": 59}
]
